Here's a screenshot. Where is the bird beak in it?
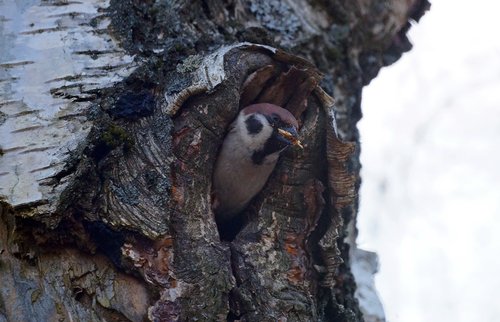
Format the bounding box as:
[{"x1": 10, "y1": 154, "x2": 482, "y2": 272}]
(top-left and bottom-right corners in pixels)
[{"x1": 277, "y1": 127, "x2": 303, "y2": 149}]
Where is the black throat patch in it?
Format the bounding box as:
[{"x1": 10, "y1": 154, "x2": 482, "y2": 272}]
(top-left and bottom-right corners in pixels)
[
  {"x1": 251, "y1": 149, "x2": 266, "y2": 165},
  {"x1": 251, "y1": 131, "x2": 289, "y2": 165},
  {"x1": 245, "y1": 115, "x2": 263, "y2": 135}
]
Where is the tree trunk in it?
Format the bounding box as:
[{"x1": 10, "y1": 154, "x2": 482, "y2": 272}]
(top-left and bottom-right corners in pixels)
[{"x1": 0, "y1": 1, "x2": 429, "y2": 321}]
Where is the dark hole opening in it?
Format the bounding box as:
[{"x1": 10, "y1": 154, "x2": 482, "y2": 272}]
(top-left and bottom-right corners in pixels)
[
  {"x1": 226, "y1": 311, "x2": 242, "y2": 322},
  {"x1": 215, "y1": 212, "x2": 249, "y2": 242}
]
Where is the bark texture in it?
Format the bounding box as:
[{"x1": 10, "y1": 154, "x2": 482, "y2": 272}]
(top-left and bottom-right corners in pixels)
[{"x1": 0, "y1": 0, "x2": 429, "y2": 321}]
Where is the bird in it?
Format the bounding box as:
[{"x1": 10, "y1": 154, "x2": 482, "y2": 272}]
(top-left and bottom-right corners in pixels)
[{"x1": 212, "y1": 103, "x2": 302, "y2": 225}]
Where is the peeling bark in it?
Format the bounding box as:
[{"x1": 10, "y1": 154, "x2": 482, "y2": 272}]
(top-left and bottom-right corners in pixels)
[{"x1": 0, "y1": 0, "x2": 429, "y2": 321}]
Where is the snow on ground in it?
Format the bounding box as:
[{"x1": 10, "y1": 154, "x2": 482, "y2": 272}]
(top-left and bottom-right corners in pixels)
[{"x1": 358, "y1": 1, "x2": 500, "y2": 321}]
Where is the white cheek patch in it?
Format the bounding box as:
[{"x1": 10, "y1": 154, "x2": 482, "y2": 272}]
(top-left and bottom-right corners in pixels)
[{"x1": 237, "y1": 113, "x2": 273, "y2": 152}]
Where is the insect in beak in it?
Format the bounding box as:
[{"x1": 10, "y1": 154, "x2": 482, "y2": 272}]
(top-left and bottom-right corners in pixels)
[{"x1": 278, "y1": 128, "x2": 304, "y2": 149}]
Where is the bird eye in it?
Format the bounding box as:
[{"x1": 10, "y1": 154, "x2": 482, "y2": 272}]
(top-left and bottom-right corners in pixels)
[{"x1": 270, "y1": 114, "x2": 280, "y2": 124}]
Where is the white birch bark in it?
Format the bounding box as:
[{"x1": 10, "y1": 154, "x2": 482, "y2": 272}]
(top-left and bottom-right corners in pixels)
[{"x1": 0, "y1": 0, "x2": 136, "y2": 215}]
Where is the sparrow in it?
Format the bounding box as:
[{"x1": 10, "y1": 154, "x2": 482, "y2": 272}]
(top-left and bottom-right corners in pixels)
[{"x1": 213, "y1": 103, "x2": 302, "y2": 223}]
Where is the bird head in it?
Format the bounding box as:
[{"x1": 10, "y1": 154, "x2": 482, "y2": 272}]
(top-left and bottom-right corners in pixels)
[{"x1": 236, "y1": 103, "x2": 302, "y2": 164}]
